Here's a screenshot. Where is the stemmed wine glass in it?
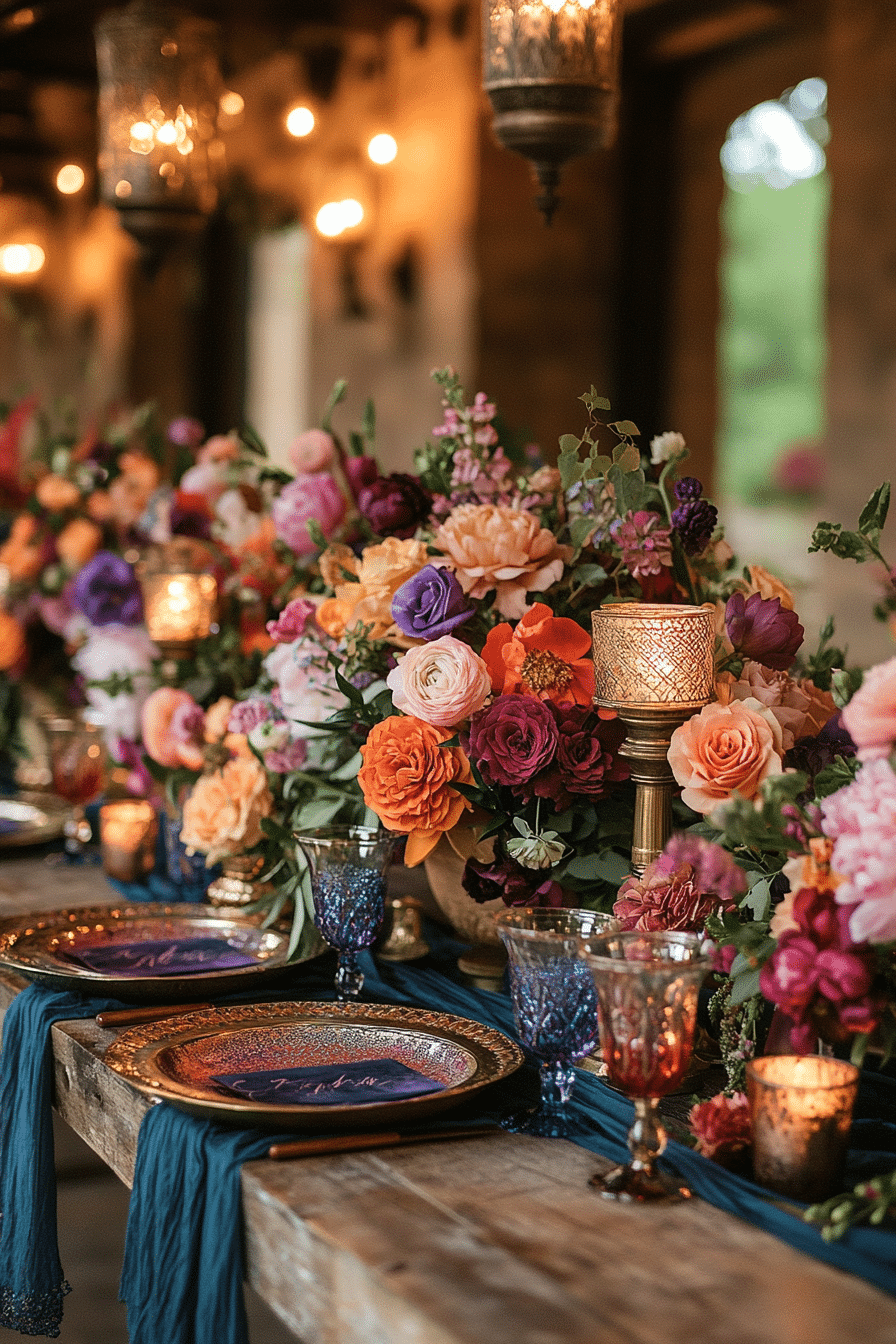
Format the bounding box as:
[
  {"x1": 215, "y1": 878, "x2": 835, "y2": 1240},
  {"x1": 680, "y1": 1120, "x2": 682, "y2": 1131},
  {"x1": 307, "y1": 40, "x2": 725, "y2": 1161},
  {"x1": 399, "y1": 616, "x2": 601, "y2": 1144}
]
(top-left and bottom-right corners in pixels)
[
  {"x1": 295, "y1": 826, "x2": 396, "y2": 1000},
  {"x1": 579, "y1": 929, "x2": 714, "y2": 1202},
  {"x1": 496, "y1": 908, "x2": 619, "y2": 1138},
  {"x1": 44, "y1": 717, "x2": 105, "y2": 862}
]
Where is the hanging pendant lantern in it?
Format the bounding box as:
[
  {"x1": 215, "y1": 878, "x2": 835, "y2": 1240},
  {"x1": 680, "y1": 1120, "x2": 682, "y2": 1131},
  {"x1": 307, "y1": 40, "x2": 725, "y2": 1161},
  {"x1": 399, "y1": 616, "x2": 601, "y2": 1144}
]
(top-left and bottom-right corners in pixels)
[
  {"x1": 483, "y1": 0, "x2": 622, "y2": 223},
  {"x1": 95, "y1": 0, "x2": 224, "y2": 268}
]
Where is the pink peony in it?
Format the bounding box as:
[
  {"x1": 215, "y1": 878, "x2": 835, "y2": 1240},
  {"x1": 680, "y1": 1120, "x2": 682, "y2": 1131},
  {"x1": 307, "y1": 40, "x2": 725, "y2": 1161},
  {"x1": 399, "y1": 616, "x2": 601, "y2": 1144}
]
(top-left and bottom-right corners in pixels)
[
  {"x1": 264, "y1": 638, "x2": 348, "y2": 738},
  {"x1": 288, "y1": 428, "x2": 336, "y2": 475},
  {"x1": 387, "y1": 636, "x2": 492, "y2": 729},
  {"x1": 840, "y1": 656, "x2": 896, "y2": 761},
  {"x1": 668, "y1": 697, "x2": 785, "y2": 814},
  {"x1": 688, "y1": 1092, "x2": 751, "y2": 1164},
  {"x1": 821, "y1": 758, "x2": 896, "y2": 944},
  {"x1": 179, "y1": 460, "x2": 229, "y2": 503},
  {"x1": 433, "y1": 502, "x2": 572, "y2": 619},
  {"x1": 141, "y1": 688, "x2": 206, "y2": 771},
  {"x1": 271, "y1": 473, "x2": 346, "y2": 557}
]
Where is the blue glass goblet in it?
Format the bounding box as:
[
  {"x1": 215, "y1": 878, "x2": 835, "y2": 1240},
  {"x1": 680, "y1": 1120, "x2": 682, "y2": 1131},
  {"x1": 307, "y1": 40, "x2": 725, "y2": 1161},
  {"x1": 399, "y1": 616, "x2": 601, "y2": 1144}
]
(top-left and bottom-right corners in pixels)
[
  {"x1": 496, "y1": 908, "x2": 619, "y2": 1138},
  {"x1": 295, "y1": 826, "x2": 395, "y2": 1000}
]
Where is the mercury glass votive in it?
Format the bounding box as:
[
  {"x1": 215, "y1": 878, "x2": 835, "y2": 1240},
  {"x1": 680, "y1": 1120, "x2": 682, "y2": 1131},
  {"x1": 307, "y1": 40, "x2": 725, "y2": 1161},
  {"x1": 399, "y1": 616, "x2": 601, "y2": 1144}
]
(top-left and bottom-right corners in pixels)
[
  {"x1": 139, "y1": 539, "x2": 218, "y2": 670},
  {"x1": 99, "y1": 800, "x2": 158, "y2": 882},
  {"x1": 591, "y1": 603, "x2": 715, "y2": 873},
  {"x1": 746, "y1": 1056, "x2": 860, "y2": 1203},
  {"x1": 295, "y1": 826, "x2": 396, "y2": 1000}
]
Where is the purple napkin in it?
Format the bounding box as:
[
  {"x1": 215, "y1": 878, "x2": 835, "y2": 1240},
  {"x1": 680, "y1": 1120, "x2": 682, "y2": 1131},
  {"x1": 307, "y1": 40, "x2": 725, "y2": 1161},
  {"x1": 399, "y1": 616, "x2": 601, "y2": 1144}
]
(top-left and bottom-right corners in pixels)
[
  {"x1": 63, "y1": 936, "x2": 258, "y2": 977},
  {"x1": 212, "y1": 1057, "x2": 447, "y2": 1106}
]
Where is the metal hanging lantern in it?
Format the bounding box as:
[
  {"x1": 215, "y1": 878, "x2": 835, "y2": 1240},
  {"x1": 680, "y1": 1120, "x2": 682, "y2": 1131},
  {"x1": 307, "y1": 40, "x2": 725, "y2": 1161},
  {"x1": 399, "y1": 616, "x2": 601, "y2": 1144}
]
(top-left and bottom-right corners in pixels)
[
  {"x1": 483, "y1": 0, "x2": 622, "y2": 223},
  {"x1": 94, "y1": 0, "x2": 224, "y2": 266}
]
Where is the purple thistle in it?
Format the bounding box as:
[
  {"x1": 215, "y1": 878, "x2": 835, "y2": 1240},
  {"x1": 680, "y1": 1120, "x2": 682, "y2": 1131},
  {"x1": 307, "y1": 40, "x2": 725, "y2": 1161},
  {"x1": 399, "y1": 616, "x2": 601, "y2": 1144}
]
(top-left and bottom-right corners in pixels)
[
  {"x1": 672, "y1": 497, "x2": 718, "y2": 556},
  {"x1": 725, "y1": 591, "x2": 804, "y2": 670},
  {"x1": 673, "y1": 476, "x2": 703, "y2": 503}
]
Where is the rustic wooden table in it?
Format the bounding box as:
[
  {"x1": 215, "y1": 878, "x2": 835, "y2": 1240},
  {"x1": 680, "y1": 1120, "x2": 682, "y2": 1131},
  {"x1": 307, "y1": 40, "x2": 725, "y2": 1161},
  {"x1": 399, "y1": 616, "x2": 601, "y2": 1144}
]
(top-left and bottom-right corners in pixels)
[{"x1": 1, "y1": 854, "x2": 895, "y2": 1344}]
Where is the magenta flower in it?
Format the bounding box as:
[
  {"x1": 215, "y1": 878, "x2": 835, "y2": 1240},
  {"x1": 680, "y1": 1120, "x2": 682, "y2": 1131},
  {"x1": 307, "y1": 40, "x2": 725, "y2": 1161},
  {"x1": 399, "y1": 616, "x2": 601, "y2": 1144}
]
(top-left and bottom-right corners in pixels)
[
  {"x1": 466, "y1": 694, "x2": 559, "y2": 794},
  {"x1": 655, "y1": 834, "x2": 747, "y2": 905},
  {"x1": 271, "y1": 473, "x2": 346, "y2": 557},
  {"x1": 167, "y1": 416, "x2": 205, "y2": 448},
  {"x1": 613, "y1": 859, "x2": 739, "y2": 934},
  {"x1": 267, "y1": 597, "x2": 318, "y2": 644},
  {"x1": 342, "y1": 455, "x2": 379, "y2": 502},
  {"x1": 724, "y1": 591, "x2": 804, "y2": 670},
  {"x1": 609, "y1": 510, "x2": 674, "y2": 579}
]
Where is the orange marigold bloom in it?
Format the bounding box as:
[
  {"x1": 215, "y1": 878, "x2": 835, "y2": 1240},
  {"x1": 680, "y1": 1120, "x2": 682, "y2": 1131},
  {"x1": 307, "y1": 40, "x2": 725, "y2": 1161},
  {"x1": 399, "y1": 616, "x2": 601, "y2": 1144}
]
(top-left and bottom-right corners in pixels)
[
  {"x1": 358, "y1": 715, "x2": 473, "y2": 866},
  {"x1": 481, "y1": 602, "x2": 595, "y2": 706}
]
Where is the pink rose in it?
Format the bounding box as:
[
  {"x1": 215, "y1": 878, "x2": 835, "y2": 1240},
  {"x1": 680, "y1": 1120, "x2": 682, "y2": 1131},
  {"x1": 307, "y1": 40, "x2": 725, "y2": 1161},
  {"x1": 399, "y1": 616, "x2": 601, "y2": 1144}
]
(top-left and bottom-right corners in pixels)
[
  {"x1": 197, "y1": 433, "x2": 240, "y2": 465},
  {"x1": 668, "y1": 697, "x2": 784, "y2": 814},
  {"x1": 288, "y1": 429, "x2": 336, "y2": 474},
  {"x1": 433, "y1": 502, "x2": 573, "y2": 619},
  {"x1": 271, "y1": 473, "x2": 347, "y2": 557},
  {"x1": 386, "y1": 636, "x2": 492, "y2": 729},
  {"x1": 267, "y1": 597, "x2": 318, "y2": 643},
  {"x1": 715, "y1": 661, "x2": 835, "y2": 751},
  {"x1": 841, "y1": 656, "x2": 896, "y2": 761},
  {"x1": 141, "y1": 687, "x2": 206, "y2": 771}
]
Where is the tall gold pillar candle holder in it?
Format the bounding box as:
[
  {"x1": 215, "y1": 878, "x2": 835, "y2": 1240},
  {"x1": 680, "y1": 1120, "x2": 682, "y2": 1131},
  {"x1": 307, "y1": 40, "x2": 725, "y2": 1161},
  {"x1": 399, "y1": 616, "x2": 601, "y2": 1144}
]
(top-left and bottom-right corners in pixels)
[{"x1": 591, "y1": 603, "x2": 715, "y2": 874}]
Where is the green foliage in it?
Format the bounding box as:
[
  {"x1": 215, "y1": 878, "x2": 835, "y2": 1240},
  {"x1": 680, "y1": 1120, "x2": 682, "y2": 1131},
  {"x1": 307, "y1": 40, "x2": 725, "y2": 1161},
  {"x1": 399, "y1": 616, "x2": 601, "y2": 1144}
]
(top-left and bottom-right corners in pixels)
[{"x1": 806, "y1": 1168, "x2": 896, "y2": 1242}]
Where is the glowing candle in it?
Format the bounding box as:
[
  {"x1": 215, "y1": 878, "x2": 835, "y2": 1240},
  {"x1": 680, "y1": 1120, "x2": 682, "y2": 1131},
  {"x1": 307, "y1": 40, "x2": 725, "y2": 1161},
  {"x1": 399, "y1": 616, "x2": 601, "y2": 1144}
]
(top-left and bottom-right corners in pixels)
[{"x1": 99, "y1": 800, "x2": 158, "y2": 882}]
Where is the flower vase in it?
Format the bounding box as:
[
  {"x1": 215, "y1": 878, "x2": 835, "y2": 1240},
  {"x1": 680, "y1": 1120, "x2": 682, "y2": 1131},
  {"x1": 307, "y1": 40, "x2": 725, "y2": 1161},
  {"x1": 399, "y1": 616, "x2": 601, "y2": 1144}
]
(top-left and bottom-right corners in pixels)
[
  {"x1": 423, "y1": 832, "x2": 507, "y2": 989},
  {"x1": 205, "y1": 852, "x2": 273, "y2": 912},
  {"x1": 162, "y1": 808, "x2": 216, "y2": 902}
]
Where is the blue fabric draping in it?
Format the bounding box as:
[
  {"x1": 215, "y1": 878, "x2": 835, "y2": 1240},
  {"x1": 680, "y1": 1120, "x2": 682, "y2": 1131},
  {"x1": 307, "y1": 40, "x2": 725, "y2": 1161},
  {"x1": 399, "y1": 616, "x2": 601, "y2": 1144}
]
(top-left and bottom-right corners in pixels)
[{"x1": 1, "y1": 920, "x2": 894, "y2": 1343}]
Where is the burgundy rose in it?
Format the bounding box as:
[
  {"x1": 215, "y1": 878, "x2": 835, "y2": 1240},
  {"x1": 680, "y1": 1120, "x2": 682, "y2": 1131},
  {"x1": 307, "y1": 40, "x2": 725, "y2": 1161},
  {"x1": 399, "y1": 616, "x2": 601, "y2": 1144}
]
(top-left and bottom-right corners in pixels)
[
  {"x1": 343, "y1": 455, "x2": 380, "y2": 502},
  {"x1": 358, "y1": 472, "x2": 433, "y2": 538},
  {"x1": 532, "y1": 705, "x2": 628, "y2": 809},
  {"x1": 467, "y1": 694, "x2": 559, "y2": 794},
  {"x1": 724, "y1": 591, "x2": 804, "y2": 670},
  {"x1": 462, "y1": 854, "x2": 563, "y2": 908},
  {"x1": 170, "y1": 490, "x2": 214, "y2": 540}
]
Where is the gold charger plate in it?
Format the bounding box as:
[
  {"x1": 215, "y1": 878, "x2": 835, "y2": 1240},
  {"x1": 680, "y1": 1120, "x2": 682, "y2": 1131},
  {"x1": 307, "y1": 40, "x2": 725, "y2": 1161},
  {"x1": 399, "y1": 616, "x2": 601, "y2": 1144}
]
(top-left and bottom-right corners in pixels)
[
  {"x1": 0, "y1": 793, "x2": 69, "y2": 848},
  {"x1": 104, "y1": 1000, "x2": 524, "y2": 1129},
  {"x1": 0, "y1": 903, "x2": 319, "y2": 1001}
]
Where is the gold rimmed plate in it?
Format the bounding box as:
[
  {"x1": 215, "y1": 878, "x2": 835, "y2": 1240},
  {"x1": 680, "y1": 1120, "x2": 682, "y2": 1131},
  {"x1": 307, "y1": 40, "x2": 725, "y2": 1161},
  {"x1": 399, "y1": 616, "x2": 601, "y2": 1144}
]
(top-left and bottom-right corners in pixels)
[
  {"x1": 104, "y1": 1001, "x2": 524, "y2": 1129},
  {"x1": 0, "y1": 793, "x2": 69, "y2": 848},
  {"x1": 0, "y1": 903, "x2": 319, "y2": 1001}
]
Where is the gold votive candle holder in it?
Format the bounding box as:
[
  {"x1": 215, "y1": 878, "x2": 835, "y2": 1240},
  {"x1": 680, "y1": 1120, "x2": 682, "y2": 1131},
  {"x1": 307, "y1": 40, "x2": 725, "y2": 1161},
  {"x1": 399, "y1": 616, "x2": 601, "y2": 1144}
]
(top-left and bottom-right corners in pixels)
[
  {"x1": 746, "y1": 1055, "x2": 860, "y2": 1204},
  {"x1": 99, "y1": 800, "x2": 158, "y2": 883},
  {"x1": 590, "y1": 603, "x2": 715, "y2": 873}
]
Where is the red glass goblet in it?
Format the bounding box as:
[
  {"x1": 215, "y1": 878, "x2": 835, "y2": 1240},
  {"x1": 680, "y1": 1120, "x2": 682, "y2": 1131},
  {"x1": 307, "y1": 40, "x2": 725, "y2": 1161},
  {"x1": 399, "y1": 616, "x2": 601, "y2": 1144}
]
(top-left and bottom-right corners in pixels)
[{"x1": 45, "y1": 718, "x2": 105, "y2": 861}]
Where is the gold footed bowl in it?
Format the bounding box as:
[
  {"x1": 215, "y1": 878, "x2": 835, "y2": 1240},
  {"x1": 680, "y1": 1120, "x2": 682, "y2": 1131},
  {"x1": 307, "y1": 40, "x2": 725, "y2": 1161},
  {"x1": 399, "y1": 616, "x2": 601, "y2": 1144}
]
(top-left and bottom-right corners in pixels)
[{"x1": 423, "y1": 832, "x2": 507, "y2": 989}]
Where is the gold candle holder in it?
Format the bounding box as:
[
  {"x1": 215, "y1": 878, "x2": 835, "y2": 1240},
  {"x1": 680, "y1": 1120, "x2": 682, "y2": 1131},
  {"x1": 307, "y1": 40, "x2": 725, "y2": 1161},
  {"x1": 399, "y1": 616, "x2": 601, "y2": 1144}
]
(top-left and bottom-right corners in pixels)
[
  {"x1": 139, "y1": 539, "x2": 218, "y2": 679},
  {"x1": 591, "y1": 603, "x2": 715, "y2": 874},
  {"x1": 99, "y1": 800, "x2": 158, "y2": 883},
  {"x1": 746, "y1": 1056, "x2": 860, "y2": 1203}
]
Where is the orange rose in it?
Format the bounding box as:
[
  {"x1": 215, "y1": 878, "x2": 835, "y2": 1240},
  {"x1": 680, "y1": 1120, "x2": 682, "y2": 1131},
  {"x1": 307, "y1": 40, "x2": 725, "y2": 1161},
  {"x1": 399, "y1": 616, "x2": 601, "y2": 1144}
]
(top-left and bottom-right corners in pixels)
[
  {"x1": 316, "y1": 597, "x2": 354, "y2": 640},
  {"x1": 358, "y1": 715, "x2": 473, "y2": 866},
  {"x1": 179, "y1": 755, "x2": 273, "y2": 865},
  {"x1": 0, "y1": 514, "x2": 43, "y2": 581},
  {"x1": 668, "y1": 697, "x2": 785, "y2": 814},
  {"x1": 0, "y1": 607, "x2": 25, "y2": 671},
  {"x1": 56, "y1": 517, "x2": 102, "y2": 570},
  {"x1": 35, "y1": 473, "x2": 81, "y2": 512},
  {"x1": 433, "y1": 502, "x2": 572, "y2": 619}
]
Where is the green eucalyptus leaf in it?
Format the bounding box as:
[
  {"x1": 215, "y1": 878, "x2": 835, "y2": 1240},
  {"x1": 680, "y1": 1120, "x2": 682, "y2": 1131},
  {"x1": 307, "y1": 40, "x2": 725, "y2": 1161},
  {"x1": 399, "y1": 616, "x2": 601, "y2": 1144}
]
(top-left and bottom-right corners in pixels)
[{"x1": 858, "y1": 482, "x2": 890, "y2": 536}]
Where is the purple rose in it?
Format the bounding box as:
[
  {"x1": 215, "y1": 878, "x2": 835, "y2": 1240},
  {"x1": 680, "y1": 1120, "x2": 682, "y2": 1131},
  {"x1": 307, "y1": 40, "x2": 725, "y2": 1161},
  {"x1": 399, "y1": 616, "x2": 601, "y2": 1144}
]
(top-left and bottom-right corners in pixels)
[
  {"x1": 391, "y1": 564, "x2": 474, "y2": 641},
  {"x1": 358, "y1": 472, "x2": 433, "y2": 539},
  {"x1": 462, "y1": 854, "x2": 563, "y2": 908},
  {"x1": 71, "y1": 551, "x2": 143, "y2": 627},
  {"x1": 532, "y1": 705, "x2": 628, "y2": 809},
  {"x1": 724, "y1": 591, "x2": 804, "y2": 670},
  {"x1": 343, "y1": 455, "x2": 379, "y2": 502},
  {"x1": 467, "y1": 694, "x2": 559, "y2": 794}
]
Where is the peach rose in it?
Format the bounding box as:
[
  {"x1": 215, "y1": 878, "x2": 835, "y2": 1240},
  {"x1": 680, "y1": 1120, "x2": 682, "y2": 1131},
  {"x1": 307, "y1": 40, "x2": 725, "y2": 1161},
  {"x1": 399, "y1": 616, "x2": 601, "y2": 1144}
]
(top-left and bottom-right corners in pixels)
[
  {"x1": 316, "y1": 597, "x2": 354, "y2": 641},
  {"x1": 668, "y1": 697, "x2": 785, "y2": 814},
  {"x1": 433, "y1": 502, "x2": 572, "y2": 619},
  {"x1": 118, "y1": 451, "x2": 161, "y2": 494},
  {"x1": 86, "y1": 491, "x2": 113, "y2": 523},
  {"x1": 0, "y1": 607, "x2": 25, "y2": 671},
  {"x1": 141, "y1": 687, "x2": 206, "y2": 771},
  {"x1": 387, "y1": 636, "x2": 491, "y2": 729},
  {"x1": 179, "y1": 755, "x2": 273, "y2": 865},
  {"x1": 358, "y1": 715, "x2": 473, "y2": 866},
  {"x1": 0, "y1": 514, "x2": 43, "y2": 581},
  {"x1": 747, "y1": 564, "x2": 795, "y2": 611},
  {"x1": 204, "y1": 696, "x2": 236, "y2": 742},
  {"x1": 841, "y1": 655, "x2": 896, "y2": 761},
  {"x1": 318, "y1": 543, "x2": 358, "y2": 589},
  {"x1": 56, "y1": 517, "x2": 102, "y2": 570},
  {"x1": 331, "y1": 537, "x2": 428, "y2": 640},
  {"x1": 35, "y1": 473, "x2": 81, "y2": 512},
  {"x1": 715, "y1": 661, "x2": 836, "y2": 751}
]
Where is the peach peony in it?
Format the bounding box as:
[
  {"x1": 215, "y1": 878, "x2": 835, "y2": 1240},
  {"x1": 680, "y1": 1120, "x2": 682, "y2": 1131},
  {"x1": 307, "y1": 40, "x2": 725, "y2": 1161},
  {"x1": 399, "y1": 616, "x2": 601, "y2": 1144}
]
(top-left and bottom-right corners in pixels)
[
  {"x1": 141, "y1": 687, "x2": 206, "y2": 771},
  {"x1": 179, "y1": 755, "x2": 273, "y2": 865},
  {"x1": 715, "y1": 661, "x2": 836, "y2": 751},
  {"x1": 668, "y1": 697, "x2": 785, "y2": 813},
  {"x1": 35, "y1": 473, "x2": 81, "y2": 512},
  {"x1": 840, "y1": 655, "x2": 896, "y2": 761},
  {"x1": 330, "y1": 537, "x2": 429, "y2": 640},
  {"x1": 0, "y1": 608, "x2": 25, "y2": 670},
  {"x1": 56, "y1": 517, "x2": 103, "y2": 570},
  {"x1": 387, "y1": 636, "x2": 491, "y2": 728},
  {"x1": 433, "y1": 502, "x2": 573, "y2": 619},
  {"x1": 0, "y1": 514, "x2": 43, "y2": 581},
  {"x1": 358, "y1": 715, "x2": 473, "y2": 865}
]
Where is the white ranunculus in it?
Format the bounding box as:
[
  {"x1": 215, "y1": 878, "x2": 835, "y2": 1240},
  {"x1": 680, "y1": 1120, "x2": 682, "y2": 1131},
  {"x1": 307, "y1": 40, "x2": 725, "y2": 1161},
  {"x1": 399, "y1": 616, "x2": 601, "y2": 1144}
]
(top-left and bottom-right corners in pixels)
[
  {"x1": 264, "y1": 639, "x2": 348, "y2": 739},
  {"x1": 72, "y1": 624, "x2": 158, "y2": 748},
  {"x1": 649, "y1": 431, "x2": 686, "y2": 465}
]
